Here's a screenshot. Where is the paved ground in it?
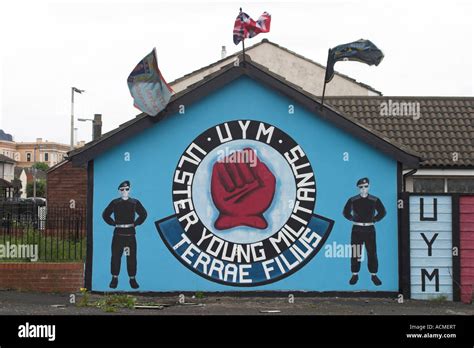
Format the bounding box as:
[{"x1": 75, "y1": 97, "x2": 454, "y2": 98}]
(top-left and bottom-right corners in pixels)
[{"x1": 0, "y1": 290, "x2": 472, "y2": 315}]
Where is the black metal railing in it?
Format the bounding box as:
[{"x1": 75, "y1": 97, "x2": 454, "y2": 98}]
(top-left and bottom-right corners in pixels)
[{"x1": 0, "y1": 202, "x2": 86, "y2": 262}]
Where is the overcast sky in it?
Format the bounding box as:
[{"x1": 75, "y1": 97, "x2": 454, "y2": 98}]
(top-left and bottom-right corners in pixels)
[{"x1": 0, "y1": 0, "x2": 472, "y2": 144}]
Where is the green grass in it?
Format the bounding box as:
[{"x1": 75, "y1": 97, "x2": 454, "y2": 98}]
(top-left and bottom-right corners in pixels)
[
  {"x1": 429, "y1": 295, "x2": 448, "y2": 302},
  {"x1": 94, "y1": 294, "x2": 137, "y2": 312},
  {"x1": 0, "y1": 228, "x2": 86, "y2": 262},
  {"x1": 195, "y1": 291, "x2": 205, "y2": 299}
]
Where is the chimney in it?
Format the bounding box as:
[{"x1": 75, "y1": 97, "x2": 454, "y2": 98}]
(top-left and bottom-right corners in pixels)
[
  {"x1": 93, "y1": 114, "x2": 102, "y2": 140},
  {"x1": 221, "y1": 46, "x2": 227, "y2": 59},
  {"x1": 36, "y1": 138, "x2": 42, "y2": 143}
]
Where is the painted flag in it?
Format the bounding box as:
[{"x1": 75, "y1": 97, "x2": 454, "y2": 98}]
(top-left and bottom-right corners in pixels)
[
  {"x1": 324, "y1": 39, "x2": 384, "y2": 83},
  {"x1": 233, "y1": 10, "x2": 271, "y2": 45},
  {"x1": 127, "y1": 48, "x2": 174, "y2": 116}
]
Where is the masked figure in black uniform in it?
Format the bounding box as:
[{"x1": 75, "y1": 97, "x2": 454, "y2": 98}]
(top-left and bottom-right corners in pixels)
[
  {"x1": 102, "y1": 180, "x2": 147, "y2": 289},
  {"x1": 343, "y1": 178, "x2": 386, "y2": 286}
]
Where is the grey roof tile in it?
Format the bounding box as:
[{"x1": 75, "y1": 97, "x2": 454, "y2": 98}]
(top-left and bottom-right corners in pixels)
[{"x1": 327, "y1": 96, "x2": 473, "y2": 168}]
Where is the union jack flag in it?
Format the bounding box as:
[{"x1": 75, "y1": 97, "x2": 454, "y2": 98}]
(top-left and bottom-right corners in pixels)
[{"x1": 233, "y1": 10, "x2": 271, "y2": 45}]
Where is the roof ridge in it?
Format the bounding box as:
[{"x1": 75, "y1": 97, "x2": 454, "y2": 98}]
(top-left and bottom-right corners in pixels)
[
  {"x1": 167, "y1": 41, "x2": 266, "y2": 86},
  {"x1": 168, "y1": 38, "x2": 382, "y2": 95}
]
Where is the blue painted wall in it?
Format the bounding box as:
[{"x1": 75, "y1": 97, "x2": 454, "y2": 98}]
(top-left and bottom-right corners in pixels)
[{"x1": 91, "y1": 76, "x2": 398, "y2": 292}]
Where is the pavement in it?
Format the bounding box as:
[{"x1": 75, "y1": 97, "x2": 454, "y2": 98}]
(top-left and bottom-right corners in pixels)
[{"x1": 0, "y1": 290, "x2": 472, "y2": 315}]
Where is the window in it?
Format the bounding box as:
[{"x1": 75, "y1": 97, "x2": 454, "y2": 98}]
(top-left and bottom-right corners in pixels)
[
  {"x1": 44, "y1": 153, "x2": 49, "y2": 162},
  {"x1": 26, "y1": 153, "x2": 31, "y2": 162},
  {"x1": 413, "y1": 177, "x2": 474, "y2": 193},
  {"x1": 447, "y1": 178, "x2": 474, "y2": 193},
  {"x1": 413, "y1": 178, "x2": 445, "y2": 193}
]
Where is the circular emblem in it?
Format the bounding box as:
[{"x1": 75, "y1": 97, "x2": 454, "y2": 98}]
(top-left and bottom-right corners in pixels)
[{"x1": 155, "y1": 120, "x2": 333, "y2": 286}]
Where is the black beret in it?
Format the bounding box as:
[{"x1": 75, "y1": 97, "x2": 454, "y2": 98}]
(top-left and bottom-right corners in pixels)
[
  {"x1": 356, "y1": 177, "x2": 369, "y2": 186},
  {"x1": 118, "y1": 180, "x2": 130, "y2": 189}
]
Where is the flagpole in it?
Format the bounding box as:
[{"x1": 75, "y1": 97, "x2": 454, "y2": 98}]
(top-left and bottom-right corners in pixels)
[
  {"x1": 242, "y1": 37, "x2": 246, "y2": 62},
  {"x1": 240, "y1": 7, "x2": 246, "y2": 63},
  {"x1": 320, "y1": 48, "x2": 331, "y2": 111}
]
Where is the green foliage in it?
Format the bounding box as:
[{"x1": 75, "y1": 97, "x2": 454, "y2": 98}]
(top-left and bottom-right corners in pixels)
[
  {"x1": 26, "y1": 179, "x2": 46, "y2": 197},
  {"x1": 75, "y1": 292, "x2": 137, "y2": 313},
  {"x1": 77, "y1": 288, "x2": 90, "y2": 307},
  {"x1": 95, "y1": 294, "x2": 137, "y2": 312},
  {"x1": 32, "y1": 162, "x2": 49, "y2": 171},
  {"x1": 195, "y1": 291, "x2": 205, "y2": 299}
]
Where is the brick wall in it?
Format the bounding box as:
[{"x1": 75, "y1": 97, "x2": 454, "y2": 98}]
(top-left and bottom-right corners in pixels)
[
  {"x1": 47, "y1": 161, "x2": 87, "y2": 207},
  {"x1": 0, "y1": 263, "x2": 84, "y2": 292}
]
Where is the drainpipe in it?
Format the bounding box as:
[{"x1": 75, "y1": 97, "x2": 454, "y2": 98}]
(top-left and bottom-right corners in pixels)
[{"x1": 402, "y1": 169, "x2": 417, "y2": 192}]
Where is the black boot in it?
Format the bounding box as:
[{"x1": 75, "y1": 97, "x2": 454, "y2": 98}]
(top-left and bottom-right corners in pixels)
[
  {"x1": 371, "y1": 274, "x2": 382, "y2": 286},
  {"x1": 129, "y1": 277, "x2": 139, "y2": 289},
  {"x1": 349, "y1": 274, "x2": 359, "y2": 285},
  {"x1": 109, "y1": 276, "x2": 118, "y2": 289}
]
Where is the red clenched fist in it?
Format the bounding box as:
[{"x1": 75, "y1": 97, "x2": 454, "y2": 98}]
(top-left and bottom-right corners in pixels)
[{"x1": 211, "y1": 148, "x2": 276, "y2": 230}]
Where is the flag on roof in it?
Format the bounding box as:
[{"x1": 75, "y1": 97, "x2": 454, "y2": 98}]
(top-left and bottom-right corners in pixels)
[
  {"x1": 127, "y1": 48, "x2": 174, "y2": 116},
  {"x1": 233, "y1": 10, "x2": 271, "y2": 45},
  {"x1": 324, "y1": 39, "x2": 384, "y2": 83}
]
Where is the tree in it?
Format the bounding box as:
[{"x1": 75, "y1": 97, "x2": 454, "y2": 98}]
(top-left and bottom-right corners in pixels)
[
  {"x1": 32, "y1": 162, "x2": 49, "y2": 171},
  {"x1": 26, "y1": 179, "x2": 46, "y2": 198}
]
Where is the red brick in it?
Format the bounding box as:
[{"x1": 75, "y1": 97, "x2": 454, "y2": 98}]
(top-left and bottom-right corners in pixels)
[
  {"x1": 47, "y1": 161, "x2": 87, "y2": 207},
  {"x1": 0, "y1": 262, "x2": 84, "y2": 293}
]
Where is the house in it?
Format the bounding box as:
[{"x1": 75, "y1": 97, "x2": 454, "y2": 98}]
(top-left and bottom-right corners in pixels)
[
  {"x1": 0, "y1": 154, "x2": 15, "y2": 198},
  {"x1": 57, "y1": 42, "x2": 472, "y2": 300},
  {"x1": 68, "y1": 55, "x2": 422, "y2": 294},
  {"x1": 0, "y1": 154, "x2": 15, "y2": 182},
  {"x1": 0, "y1": 136, "x2": 87, "y2": 169}
]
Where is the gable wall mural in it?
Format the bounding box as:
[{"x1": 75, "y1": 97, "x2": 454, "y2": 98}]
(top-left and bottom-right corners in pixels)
[{"x1": 91, "y1": 76, "x2": 399, "y2": 292}]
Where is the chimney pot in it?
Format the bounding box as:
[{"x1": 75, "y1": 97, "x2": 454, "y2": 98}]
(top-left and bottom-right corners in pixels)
[{"x1": 221, "y1": 45, "x2": 227, "y2": 59}]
